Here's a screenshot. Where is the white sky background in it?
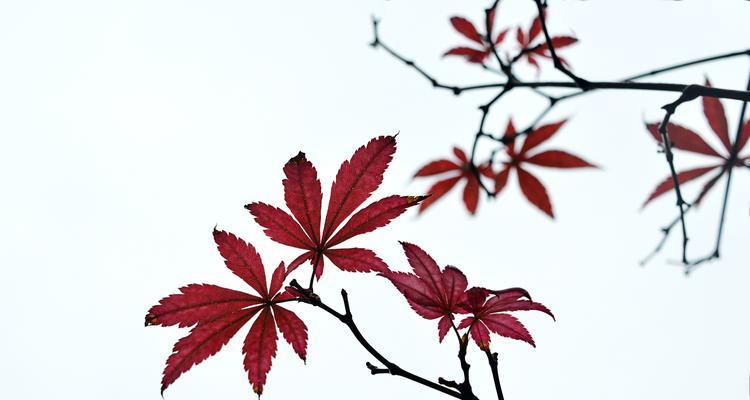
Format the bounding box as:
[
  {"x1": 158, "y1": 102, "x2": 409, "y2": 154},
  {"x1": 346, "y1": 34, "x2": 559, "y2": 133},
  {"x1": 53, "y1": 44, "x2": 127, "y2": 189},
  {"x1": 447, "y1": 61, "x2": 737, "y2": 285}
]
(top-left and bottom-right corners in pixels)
[{"x1": 1, "y1": 1, "x2": 749, "y2": 399}]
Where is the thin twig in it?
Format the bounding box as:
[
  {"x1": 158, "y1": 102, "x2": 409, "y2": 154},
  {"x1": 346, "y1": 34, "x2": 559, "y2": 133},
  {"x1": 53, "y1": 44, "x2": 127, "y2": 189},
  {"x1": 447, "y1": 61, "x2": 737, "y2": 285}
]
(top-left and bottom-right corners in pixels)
[
  {"x1": 656, "y1": 86, "x2": 705, "y2": 264},
  {"x1": 289, "y1": 280, "x2": 464, "y2": 399},
  {"x1": 484, "y1": 350, "x2": 505, "y2": 400},
  {"x1": 625, "y1": 49, "x2": 750, "y2": 82},
  {"x1": 532, "y1": 0, "x2": 590, "y2": 89},
  {"x1": 643, "y1": 64, "x2": 750, "y2": 269},
  {"x1": 365, "y1": 362, "x2": 390, "y2": 375},
  {"x1": 470, "y1": 87, "x2": 514, "y2": 197},
  {"x1": 685, "y1": 66, "x2": 750, "y2": 272},
  {"x1": 371, "y1": 6, "x2": 750, "y2": 265},
  {"x1": 556, "y1": 49, "x2": 750, "y2": 103},
  {"x1": 485, "y1": 0, "x2": 516, "y2": 82},
  {"x1": 370, "y1": 18, "x2": 750, "y2": 100},
  {"x1": 455, "y1": 334, "x2": 479, "y2": 400},
  {"x1": 640, "y1": 208, "x2": 689, "y2": 266}
]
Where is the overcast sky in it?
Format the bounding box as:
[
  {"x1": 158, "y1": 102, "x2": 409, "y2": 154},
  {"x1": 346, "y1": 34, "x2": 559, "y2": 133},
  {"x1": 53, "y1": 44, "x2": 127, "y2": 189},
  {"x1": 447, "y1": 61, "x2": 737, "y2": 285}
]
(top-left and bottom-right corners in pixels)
[{"x1": 1, "y1": 1, "x2": 749, "y2": 399}]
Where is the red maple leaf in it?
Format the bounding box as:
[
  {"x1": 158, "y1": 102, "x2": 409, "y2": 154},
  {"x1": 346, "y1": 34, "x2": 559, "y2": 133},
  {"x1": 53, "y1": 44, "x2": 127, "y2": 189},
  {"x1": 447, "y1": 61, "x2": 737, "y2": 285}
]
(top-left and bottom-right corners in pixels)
[
  {"x1": 384, "y1": 243, "x2": 553, "y2": 348},
  {"x1": 381, "y1": 242, "x2": 469, "y2": 342},
  {"x1": 514, "y1": 11, "x2": 577, "y2": 72},
  {"x1": 413, "y1": 146, "x2": 494, "y2": 215},
  {"x1": 457, "y1": 286, "x2": 554, "y2": 349},
  {"x1": 247, "y1": 136, "x2": 424, "y2": 279},
  {"x1": 493, "y1": 118, "x2": 597, "y2": 218},
  {"x1": 443, "y1": 8, "x2": 508, "y2": 64},
  {"x1": 643, "y1": 78, "x2": 750, "y2": 207},
  {"x1": 146, "y1": 230, "x2": 307, "y2": 396}
]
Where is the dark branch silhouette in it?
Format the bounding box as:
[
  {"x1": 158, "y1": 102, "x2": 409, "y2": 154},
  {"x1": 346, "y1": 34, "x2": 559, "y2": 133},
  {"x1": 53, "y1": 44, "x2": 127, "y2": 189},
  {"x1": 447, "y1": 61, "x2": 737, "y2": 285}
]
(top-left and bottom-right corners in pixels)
[
  {"x1": 370, "y1": 0, "x2": 750, "y2": 268},
  {"x1": 289, "y1": 280, "x2": 467, "y2": 399},
  {"x1": 147, "y1": 4, "x2": 750, "y2": 400}
]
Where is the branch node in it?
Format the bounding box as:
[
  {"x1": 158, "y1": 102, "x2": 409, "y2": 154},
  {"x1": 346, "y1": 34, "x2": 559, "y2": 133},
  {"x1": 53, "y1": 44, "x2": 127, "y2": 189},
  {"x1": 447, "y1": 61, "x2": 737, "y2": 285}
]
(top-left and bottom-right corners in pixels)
[
  {"x1": 438, "y1": 377, "x2": 461, "y2": 390},
  {"x1": 288, "y1": 279, "x2": 318, "y2": 302},
  {"x1": 370, "y1": 15, "x2": 381, "y2": 48},
  {"x1": 365, "y1": 361, "x2": 389, "y2": 375},
  {"x1": 662, "y1": 84, "x2": 701, "y2": 113},
  {"x1": 341, "y1": 289, "x2": 352, "y2": 318}
]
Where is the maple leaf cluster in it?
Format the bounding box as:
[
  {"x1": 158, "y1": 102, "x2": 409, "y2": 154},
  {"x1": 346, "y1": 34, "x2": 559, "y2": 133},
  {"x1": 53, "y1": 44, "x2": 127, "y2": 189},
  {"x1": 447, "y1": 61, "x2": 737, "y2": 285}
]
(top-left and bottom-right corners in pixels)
[
  {"x1": 444, "y1": 8, "x2": 577, "y2": 72},
  {"x1": 383, "y1": 242, "x2": 553, "y2": 349},
  {"x1": 415, "y1": 119, "x2": 596, "y2": 217},
  {"x1": 147, "y1": 136, "x2": 424, "y2": 396},
  {"x1": 146, "y1": 136, "x2": 553, "y2": 398},
  {"x1": 643, "y1": 78, "x2": 750, "y2": 207}
]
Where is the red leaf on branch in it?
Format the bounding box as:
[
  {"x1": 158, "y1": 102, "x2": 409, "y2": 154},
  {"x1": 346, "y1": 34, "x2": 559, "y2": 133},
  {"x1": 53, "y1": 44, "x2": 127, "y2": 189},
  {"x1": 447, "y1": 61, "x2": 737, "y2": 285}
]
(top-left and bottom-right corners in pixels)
[
  {"x1": 528, "y1": 11, "x2": 544, "y2": 44},
  {"x1": 414, "y1": 146, "x2": 493, "y2": 215},
  {"x1": 495, "y1": 28, "x2": 509, "y2": 45},
  {"x1": 146, "y1": 284, "x2": 261, "y2": 328},
  {"x1": 417, "y1": 175, "x2": 462, "y2": 212},
  {"x1": 641, "y1": 165, "x2": 721, "y2": 207},
  {"x1": 534, "y1": 36, "x2": 578, "y2": 52},
  {"x1": 247, "y1": 136, "x2": 425, "y2": 278},
  {"x1": 515, "y1": 27, "x2": 526, "y2": 49},
  {"x1": 160, "y1": 309, "x2": 259, "y2": 394},
  {"x1": 382, "y1": 242, "x2": 469, "y2": 342},
  {"x1": 146, "y1": 230, "x2": 308, "y2": 396},
  {"x1": 444, "y1": 8, "x2": 507, "y2": 65},
  {"x1": 243, "y1": 307, "x2": 278, "y2": 395},
  {"x1": 702, "y1": 78, "x2": 732, "y2": 152},
  {"x1": 324, "y1": 247, "x2": 389, "y2": 273},
  {"x1": 738, "y1": 119, "x2": 750, "y2": 151},
  {"x1": 517, "y1": 168, "x2": 553, "y2": 218},
  {"x1": 444, "y1": 47, "x2": 490, "y2": 64},
  {"x1": 493, "y1": 118, "x2": 596, "y2": 218},
  {"x1": 458, "y1": 287, "x2": 554, "y2": 349},
  {"x1": 643, "y1": 78, "x2": 750, "y2": 207},
  {"x1": 327, "y1": 195, "x2": 425, "y2": 246},
  {"x1": 450, "y1": 16, "x2": 483, "y2": 45},
  {"x1": 272, "y1": 305, "x2": 309, "y2": 361},
  {"x1": 525, "y1": 150, "x2": 595, "y2": 168},
  {"x1": 214, "y1": 230, "x2": 270, "y2": 298},
  {"x1": 514, "y1": 12, "x2": 578, "y2": 70},
  {"x1": 645, "y1": 123, "x2": 722, "y2": 157},
  {"x1": 385, "y1": 244, "x2": 553, "y2": 347},
  {"x1": 283, "y1": 152, "x2": 323, "y2": 244}
]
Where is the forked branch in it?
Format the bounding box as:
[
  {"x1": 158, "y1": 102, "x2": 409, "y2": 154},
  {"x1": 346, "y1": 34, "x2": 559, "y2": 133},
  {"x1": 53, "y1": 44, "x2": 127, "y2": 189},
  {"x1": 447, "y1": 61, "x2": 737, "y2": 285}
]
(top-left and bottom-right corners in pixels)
[
  {"x1": 370, "y1": 1, "x2": 750, "y2": 266},
  {"x1": 289, "y1": 279, "x2": 466, "y2": 399}
]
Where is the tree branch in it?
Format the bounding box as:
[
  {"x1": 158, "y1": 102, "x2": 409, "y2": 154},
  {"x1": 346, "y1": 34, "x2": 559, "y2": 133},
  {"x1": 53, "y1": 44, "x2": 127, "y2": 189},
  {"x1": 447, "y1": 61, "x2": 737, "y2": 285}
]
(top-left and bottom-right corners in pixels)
[
  {"x1": 371, "y1": 5, "x2": 750, "y2": 266},
  {"x1": 684, "y1": 66, "x2": 750, "y2": 271},
  {"x1": 455, "y1": 334, "x2": 479, "y2": 400},
  {"x1": 289, "y1": 280, "x2": 464, "y2": 399},
  {"x1": 655, "y1": 86, "x2": 706, "y2": 264},
  {"x1": 370, "y1": 17, "x2": 750, "y2": 101},
  {"x1": 640, "y1": 207, "x2": 690, "y2": 267},
  {"x1": 642, "y1": 63, "x2": 750, "y2": 270},
  {"x1": 532, "y1": 0, "x2": 590, "y2": 89},
  {"x1": 471, "y1": 86, "x2": 514, "y2": 197},
  {"x1": 484, "y1": 1, "x2": 516, "y2": 82},
  {"x1": 484, "y1": 349, "x2": 505, "y2": 400}
]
